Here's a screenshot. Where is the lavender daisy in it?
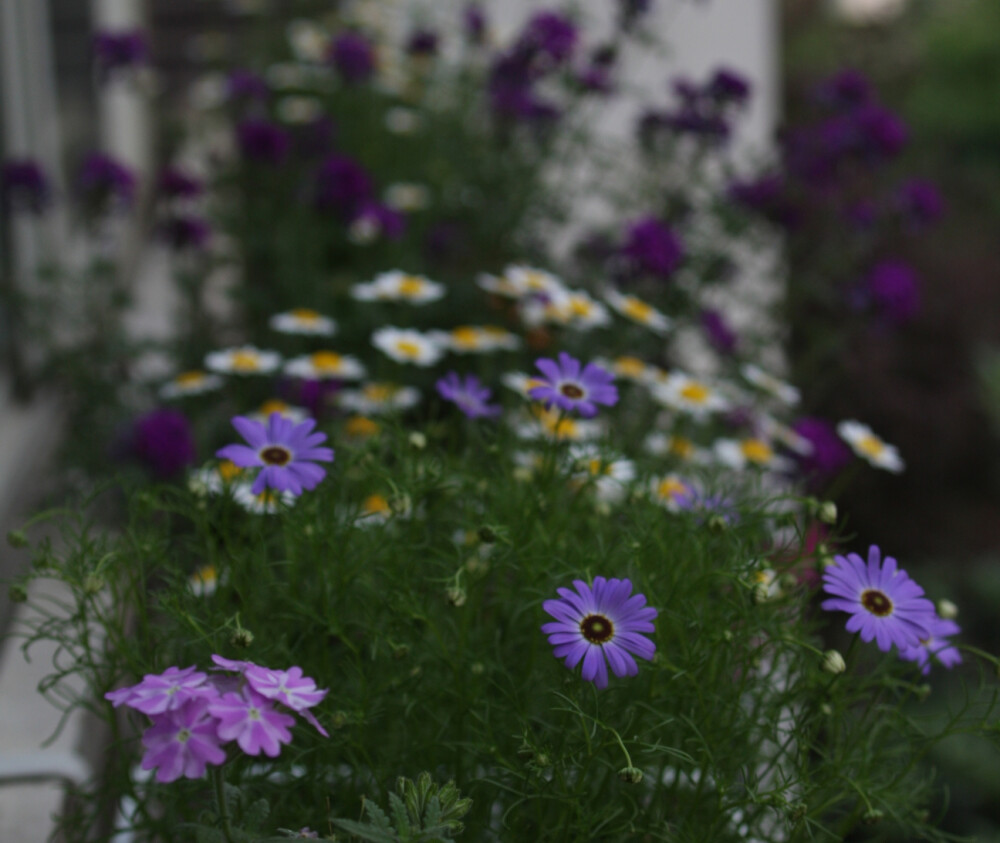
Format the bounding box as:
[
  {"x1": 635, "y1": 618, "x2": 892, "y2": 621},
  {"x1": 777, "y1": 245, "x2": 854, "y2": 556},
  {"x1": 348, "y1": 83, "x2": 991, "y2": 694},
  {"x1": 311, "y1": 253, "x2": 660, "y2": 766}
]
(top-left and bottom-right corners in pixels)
[
  {"x1": 436, "y1": 372, "x2": 502, "y2": 419},
  {"x1": 821, "y1": 545, "x2": 934, "y2": 653},
  {"x1": 528, "y1": 352, "x2": 618, "y2": 418},
  {"x1": 899, "y1": 615, "x2": 962, "y2": 675},
  {"x1": 542, "y1": 577, "x2": 657, "y2": 689},
  {"x1": 216, "y1": 413, "x2": 334, "y2": 495}
]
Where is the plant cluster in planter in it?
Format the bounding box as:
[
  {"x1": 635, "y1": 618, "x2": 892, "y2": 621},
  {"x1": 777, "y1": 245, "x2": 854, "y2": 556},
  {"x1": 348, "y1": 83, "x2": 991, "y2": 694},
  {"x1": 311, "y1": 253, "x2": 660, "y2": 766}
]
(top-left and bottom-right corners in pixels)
[{"x1": 3, "y1": 1, "x2": 997, "y2": 841}]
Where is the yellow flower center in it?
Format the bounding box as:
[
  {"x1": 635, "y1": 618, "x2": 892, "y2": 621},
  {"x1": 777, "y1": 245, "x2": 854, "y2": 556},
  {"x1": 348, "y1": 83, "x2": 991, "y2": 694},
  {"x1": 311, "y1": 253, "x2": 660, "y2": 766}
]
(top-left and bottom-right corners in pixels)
[
  {"x1": 587, "y1": 459, "x2": 614, "y2": 476},
  {"x1": 230, "y1": 351, "x2": 261, "y2": 371},
  {"x1": 175, "y1": 370, "x2": 206, "y2": 385},
  {"x1": 451, "y1": 327, "x2": 483, "y2": 348},
  {"x1": 857, "y1": 435, "x2": 885, "y2": 458},
  {"x1": 363, "y1": 493, "x2": 391, "y2": 515},
  {"x1": 397, "y1": 276, "x2": 426, "y2": 297},
  {"x1": 345, "y1": 416, "x2": 380, "y2": 437},
  {"x1": 289, "y1": 308, "x2": 321, "y2": 322},
  {"x1": 363, "y1": 383, "x2": 397, "y2": 402},
  {"x1": 310, "y1": 351, "x2": 344, "y2": 372},
  {"x1": 218, "y1": 460, "x2": 243, "y2": 482},
  {"x1": 740, "y1": 439, "x2": 774, "y2": 464},
  {"x1": 669, "y1": 437, "x2": 695, "y2": 459},
  {"x1": 523, "y1": 272, "x2": 549, "y2": 291},
  {"x1": 679, "y1": 382, "x2": 711, "y2": 404},
  {"x1": 255, "y1": 490, "x2": 280, "y2": 506},
  {"x1": 394, "y1": 340, "x2": 422, "y2": 358},
  {"x1": 258, "y1": 399, "x2": 291, "y2": 416},
  {"x1": 615, "y1": 356, "x2": 646, "y2": 378},
  {"x1": 622, "y1": 297, "x2": 654, "y2": 323},
  {"x1": 569, "y1": 298, "x2": 593, "y2": 317},
  {"x1": 656, "y1": 478, "x2": 688, "y2": 500},
  {"x1": 190, "y1": 564, "x2": 217, "y2": 588}
]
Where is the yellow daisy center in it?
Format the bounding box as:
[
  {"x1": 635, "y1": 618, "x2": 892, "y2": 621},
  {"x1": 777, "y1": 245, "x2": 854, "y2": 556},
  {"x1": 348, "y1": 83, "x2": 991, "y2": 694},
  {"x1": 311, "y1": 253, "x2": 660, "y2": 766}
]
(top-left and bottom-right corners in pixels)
[
  {"x1": 656, "y1": 478, "x2": 687, "y2": 500},
  {"x1": 363, "y1": 383, "x2": 397, "y2": 402},
  {"x1": 230, "y1": 351, "x2": 261, "y2": 371},
  {"x1": 363, "y1": 493, "x2": 391, "y2": 515},
  {"x1": 615, "y1": 357, "x2": 646, "y2": 378},
  {"x1": 451, "y1": 327, "x2": 483, "y2": 348},
  {"x1": 679, "y1": 382, "x2": 711, "y2": 404},
  {"x1": 218, "y1": 460, "x2": 243, "y2": 482},
  {"x1": 856, "y1": 435, "x2": 885, "y2": 458},
  {"x1": 289, "y1": 308, "x2": 321, "y2": 322},
  {"x1": 345, "y1": 416, "x2": 380, "y2": 437},
  {"x1": 175, "y1": 370, "x2": 206, "y2": 385},
  {"x1": 669, "y1": 437, "x2": 695, "y2": 459},
  {"x1": 587, "y1": 459, "x2": 614, "y2": 476},
  {"x1": 569, "y1": 298, "x2": 593, "y2": 317},
  {"x1": 740, "y1": 439, "x2": 774, "y2": 464},
  {"x1": 258, "y1": 399, "x2": 291, "y2": 416},
  {"x1": 622, "y1": 297, "x2": 654, "y2": 323},
  {"x1": 190, "y1": 565, "x2": 217, "y2": 588},
  {"x1": 310, "y1": 351, "x2": 344, "y2": 372},
  {"x1": 397, "y1": 276, "x2": 426, "y2": 297},
  {"x1": 394, "y1": 340, "x2": 422, "y2": 359}
]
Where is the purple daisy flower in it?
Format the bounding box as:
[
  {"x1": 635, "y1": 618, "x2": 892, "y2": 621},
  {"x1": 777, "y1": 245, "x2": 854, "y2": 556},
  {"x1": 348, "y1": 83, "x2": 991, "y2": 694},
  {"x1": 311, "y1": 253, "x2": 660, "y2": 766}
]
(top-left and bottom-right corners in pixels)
[
  {"x1": 821, "y1": 545, "x2": 934, "y2": 653},
  {"x1": 216, "y1": 413, "x2": 334, "y2": 496},
  {"x1": 436, "y1": 372, "x2": 502, "y2": 419},
  {"x1": 140, "y1": 699, "x2": 227, "y2": 783},
  {"x1": 236, "y1": 119, "x2": 291, "y2": 166},
  {"x1": 208, "y1": 687, "x2": 296, "y2": 757},
  {"x1": 528, "y1": 352, "x2": 618, "y2": 418},
  {"x1": 327, "y1": 32, "x2": 376, "y2": 83},
  {"x1": 131, "y1": 408, "x2": 197, "y2": 479},
  {"x1": 620, "y1": 216, "x2": 684, "y2": 280},
  {"x1": 542, "y1": 577, "x2": 657, "y2": 689},
  {"x1": 899, "y1": 615, "x2": 962, "y2": 675}
]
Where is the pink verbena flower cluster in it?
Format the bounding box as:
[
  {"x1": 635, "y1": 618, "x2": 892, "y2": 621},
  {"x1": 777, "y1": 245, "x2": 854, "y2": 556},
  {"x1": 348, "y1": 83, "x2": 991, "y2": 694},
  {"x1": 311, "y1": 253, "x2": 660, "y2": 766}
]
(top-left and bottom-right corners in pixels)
[{"x1": 106, "y1": 655, "x2": 328, "y2": 783}]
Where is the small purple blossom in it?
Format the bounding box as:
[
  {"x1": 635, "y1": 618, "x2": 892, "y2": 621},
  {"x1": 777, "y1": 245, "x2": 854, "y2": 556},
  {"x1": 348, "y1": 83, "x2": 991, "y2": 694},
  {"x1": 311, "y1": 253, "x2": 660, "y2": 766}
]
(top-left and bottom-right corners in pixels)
[
  {"x1": 226, "y1": 69, "x2": 270, "y2": 103},
  {"x1": 1, "y1": 159, "x2": 50, "y2": 213},
  {"x1": 236, "y1": 119, "x2": 291, "y2": 166},
  {"x1": 132, "y1": 408, "x2": 197, "y2": 479},
  {"x1": 157, "y1": 166, "x2": 203, "y2": 200},
  {"x1": 216, "y1": 413, "x2": 334, "y2": 496},
  {"x1": 866, "y1": 260, "x2": 920, "y2": 325},
  {"x1": 700, "y1": 308, "x2": 738, "y2": 355},
  {"x1": 328, "y1": 32, "x2": 376, "y2": 83},
  {"x1": 815, "y1": 68, "x2": 874, "y2": 111},
  {"x1": 77, "y1": 152, "x2": 136, "y2": 212},
  {"x1": 792, "y1": 417, "x2": 853, "y2": 483},
  {"x1": 105, "y1": 665, "x2": 208, "y2": 715},
  {"x1": 821, "y1": 545, "x2": 935, "y2": 653},
  {"x1": 406, "y1": 29, "x2": 439, "y2": 57},
  {"x1": 350, "y1": 200, "x2": 405, "y2": 241},
  {"x1": 707, "y1": 68, "x2": 751, "y2": 105},
  {"x1": 621, "y1": 216, "x2": 684, "y2": 279},
  {"x1": 93, "y1": 29, "x2": 147, "y2": 77},
  {"x1": 314, "y1": 154, "x2": 374, "y2": 217},
  {"x1": 208, "y1": 688, "x2": 296, "y2": 757},
  {"x1": 521, "y1": 11, "x2": 578, "y2": 64},
  {"x1": 463, "y1": 4, "x2": 487, "y2": 43},
  {"x1": 160, "y1": 215, "x2": 212, "y2": 251},
  {"x1": 899, "y1": 615, "x2": 962, "y2": 675},
  {"x1": 529, "y1": 352, "x2": 618, "y2": 418},
  {"x1": 542, "y1": 577, "x2": 657, "y2": 689},
  {"x1": 436, "y1": 372, "x2": 502, "y2": 419},
  {"x1": 140, "y1": 700, "x2": 227, "y2": 783},
  {"x1": 897, "y1": 179, "x2": 944, "y2": 226}
]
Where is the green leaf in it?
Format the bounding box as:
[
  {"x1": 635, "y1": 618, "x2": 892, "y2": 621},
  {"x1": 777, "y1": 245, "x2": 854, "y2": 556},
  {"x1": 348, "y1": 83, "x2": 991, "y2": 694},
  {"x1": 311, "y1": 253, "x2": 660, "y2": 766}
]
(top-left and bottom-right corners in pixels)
[{"x1": 331, "y1": 818, "x2": 399, "y2": 843}]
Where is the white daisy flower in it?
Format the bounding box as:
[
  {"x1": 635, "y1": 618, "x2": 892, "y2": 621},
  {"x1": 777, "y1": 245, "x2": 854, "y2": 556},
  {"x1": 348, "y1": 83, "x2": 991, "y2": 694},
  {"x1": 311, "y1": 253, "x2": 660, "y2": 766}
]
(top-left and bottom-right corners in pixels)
[
  {"x1": 371, "y1": 327, "x2": 445, "y2": 366},
  {"x1": 652, "y1": 372, "x2": 730, "y2": 417},
  {"x1": 648, "y1": 473, "x2": 696, "y2": 512},
  {"x1": 338, "y1": 382, "x2": 421, "y2": 415},
  {"x1": 476, "y1": 265, "x2": 565, "y2": 300},
  {"x1": 188, "y1": 460, "x2": 246, "y2": 496},
  {"x1": 751, "y1": 566, "x2": 783, "y2": 603},
  {"x1": 354, "y1": 493, "x2": 412, "y2": 527},
  {"x1": 643, "y1": 433, "x2": 713, "y2": 464},
  {"x1": 740, "y1": 363, "x2": 800, "y2": 405},
  {"x1": 501, "y1": 371, "x2": 548, "y2": 398},
  {"x1": 232, "y1": 483, "x2": 296, "y2": 514},
  {"x1": 287, "y1": 19, "x2": 328, "y2": 62},
  {"x1": 569, "y1": 445, "x2": 636, "y2": 503},
  {"x1": 160, "y1": 370, "x2": 224, "y2": 399},
  {"x1": 604, "y1": 289, "x2": 672, "y2": 334},
  {"x1": 276, "y1": 95, "x2": 323, "y2": 124},
  {"x1": 384, "y1": 183, "x2": 431, "y2": 212},
  {"x1": 384, "y1": 107, "x2": 422, "y2": 134},
  {"x1": 429, "y1": 325, "x2": 521, "y2": 354},
  {"x1": 348, "y1": 215, "x2": 381, "y2": 245},
  {"x1": 713, "y1": 437, "x2": 795, "y2": 472},
  {"x1": 351, "y1": 271, "x2": 445, "y2": 304},
  {"x1": 512, "y1": 407, "x2": 603, "y2": 442},
  {"x1": 189, "y1": 563, "x2": 223, "y2": 597},
  {"x1": 523, "y1": 288, "x2": 611, "y2": 331},
  {"x1": 837, "y1": 420, "x2": 905, "y2": 473},
  {"x1": 205, "y1": 345, "x2": 282, "y2": 376},
  {"x1": 596, "y1": 356, "x2": 652, "y2": 384},
  {"x1": 285, "y1": 351, "x2": 367, "y2": 381},
  {"x1": 269, "y1": 308, "x2": 337, "y2": 336},
  {"x1": 246, "y1": 400, "x2": 311, "y2": 424}
]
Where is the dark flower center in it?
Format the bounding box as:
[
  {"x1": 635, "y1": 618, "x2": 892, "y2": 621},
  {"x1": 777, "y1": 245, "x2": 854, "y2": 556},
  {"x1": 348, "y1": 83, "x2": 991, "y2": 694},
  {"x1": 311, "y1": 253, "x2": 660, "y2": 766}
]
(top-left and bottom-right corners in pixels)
[
  {"x1": 860, "y1": 588, "x2": 893, "y2": 617},
  {"x1": 560, "y1": 382, "x2": 585, "y2": 399},
  {"x1": 580, "y1": 613, "x2": 615, "y2": 644},
  {"x1": 260, "y1": 446, "x2": 292, "y2": 466}
]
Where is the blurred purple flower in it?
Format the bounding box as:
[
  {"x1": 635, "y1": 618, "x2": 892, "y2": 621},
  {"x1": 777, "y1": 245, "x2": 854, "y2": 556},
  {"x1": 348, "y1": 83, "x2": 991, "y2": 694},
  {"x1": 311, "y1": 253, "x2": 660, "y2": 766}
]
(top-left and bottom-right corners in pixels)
[
  {"x1": 792, "y1": 416, "x2": 852, "y2": 483},
  {"x1": 226, "y1": 69, "x2": 270, "y2": 102},
  {"x1": 521, "y1": 11, "x2": 578, "y2": 64},
  {"x1": 707, "y1": 68, "x2": 751, "y2": 105},
  {"x1": 618, "y1": 0, "x2": 654, "y2": 30},
  {"x1": 351, "y1": 200, "x2": 405, "y2": 241},
  {"x1": 157, "y1": 166, "x2": 203, "y2": 200},
  {"x1": 867, "y1": 260, "x2": 920, "y2": 325},
  {"x1": 1, "y1": 159, "x2": 50, "y2": 213},
  {"x1": 314, "y1": 154, "x2": 373, "y2": 217},
  {"x1": 700, "y1": 308, "x2": 738, "y2": 355},
  {"x1": 728, "y1": 173, "x2": 800, "y2": 228},
  {"x1": 160, "y1": 215, "x2": 212, "y2": 251},
  {"x1": 406, "y1": 29, "x2": 439, "y2": 57},
  {"x1": 621, "y1": 216, "x2": 684, "y2": 279},
  {"x1": 815, "y1": 68, "x2": 874, "y2": 111},
  {"x1": 436, "y1": 372, "x2": 502, "y2": 419},
  {"x1": 897, "y1": 179, "x2": 944, "y2": 226},
  {"x1": 854, "y1": 103, "x2": 908, "y2": 158},
  {"x1": 327, "y1": 32, "x2": 376, "y2": 83},
  {"x1": 93, "y1": 29, "x2": 147, "y2": 77},
  {"x1": 132, "y1": 408, "x2": 197, "y2": 479},
  {"x1": 236, "y1": 119, "x2": 291, "y2": 166},
  {"x1": 77, "y1": 152, "x2": 136, "y2": 212},
  {"x1": 463, "y1": 4, "x2": 487, "y2": 43}
]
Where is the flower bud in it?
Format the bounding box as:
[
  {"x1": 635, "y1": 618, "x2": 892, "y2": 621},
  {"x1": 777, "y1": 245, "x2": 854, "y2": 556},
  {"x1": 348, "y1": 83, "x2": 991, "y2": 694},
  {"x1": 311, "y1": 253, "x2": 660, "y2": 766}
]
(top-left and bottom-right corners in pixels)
[
  {"x1": 83, "y1": 573, "x2": 104, "y2": 595},
  {"x1": 6, "y1": 529, "x2": 29, "y2": 549},
  {"x1": 818, "y1": 500, "x2": 837, "y2": 525},
  {"x1": 618, "y1": 766, "x2": 644, "y2": 784},
  {"x1": 330, "y1": 710, "x2": 349, "y2": 729},
  {"x1": 230, "y1": 627, "x2": 254, "y2": 648},
  {"x1": 936, "y1": 598, "x2": 958, "y2": 620},
  {"x1": 915, "y1": 683, "x2": 931, "y2": 702},
  {"x1": 862, "y1": 808, "x2": 884, "y2": 825},
  {"x1": 821, "y1": 649, "x2": 846, "y2": 675},
  {"x1": 707, "y1": 514, "x2": 729, "y2": 532},
  {"x1": 446, "y1": 584, "x2": 467, "y2": 607},
  {"x1": 409, "y1": 431, "x2": 427, "y2": 449},
  {"x1": 392, "y1": 643, "x2": 410, "y2": 660}
]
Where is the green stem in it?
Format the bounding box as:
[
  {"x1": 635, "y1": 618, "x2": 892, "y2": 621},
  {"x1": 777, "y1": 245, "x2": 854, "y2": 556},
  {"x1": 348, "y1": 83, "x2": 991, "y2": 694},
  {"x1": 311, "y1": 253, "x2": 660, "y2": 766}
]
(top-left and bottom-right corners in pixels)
[{"x1": 213, "y1": 766, "x2": 238, "y2": 843}]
